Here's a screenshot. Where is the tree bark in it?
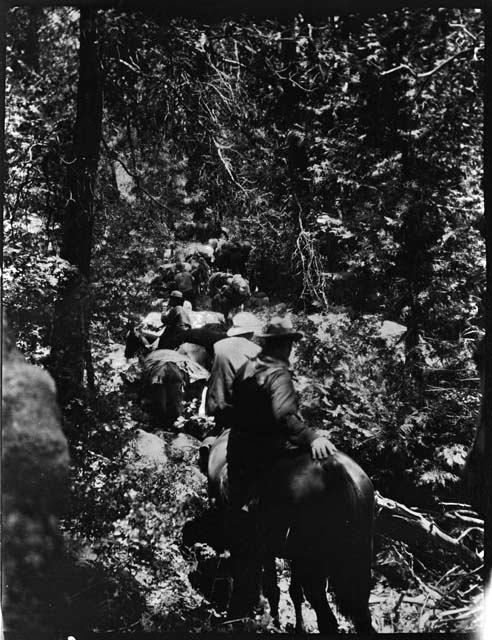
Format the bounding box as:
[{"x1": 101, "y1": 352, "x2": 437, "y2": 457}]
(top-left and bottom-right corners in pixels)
[
  {"x1": 49, "y1": 8, "x2": 102, "y2": 409},
  {"x1": 23, "y1": 7, "x2": 42, "y2": 73}
]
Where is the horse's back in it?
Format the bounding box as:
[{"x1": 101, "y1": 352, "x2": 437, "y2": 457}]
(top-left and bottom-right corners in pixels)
[
  {"x1": 257, "y1": 451, "x2": 372, "y2": 547},
  {"x1": 177, "y1": 342, "x2": 209, "y2": 368},
  {"x1": 264, "y1": 450, "x2": 373, "y2": 507},
  {"x1": 190, "y1": 310, "x2": 226, "y2": 329}
]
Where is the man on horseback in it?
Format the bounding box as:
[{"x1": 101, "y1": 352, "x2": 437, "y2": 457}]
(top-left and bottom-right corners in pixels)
[
  {"x1": 228, "y1": 315, "x2": 336, "y2": 508},
  {"x1": 174, "y1": 262, "x2": 196, "y2": 308},
  {"x1": 205, "y1": 312, "x2": 262, "y2": 432},
  {"x1": 226, "y1": 316, "x2": 337, "y2": 617}
]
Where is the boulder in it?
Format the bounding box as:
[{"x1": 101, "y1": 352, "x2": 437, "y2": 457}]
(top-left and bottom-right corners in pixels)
[
  {"x1": 379, "y1": 320, "x2": 407, "y2": 342},
  {"x1": 2, "y1": 313, "x2": 70, "y2": 636},
  {"x1": 170, "y1": 432, "x2": 201, "y2": 454},
  {"x1": 125, "y1": 428, "x2": 168, "y2": 467}
]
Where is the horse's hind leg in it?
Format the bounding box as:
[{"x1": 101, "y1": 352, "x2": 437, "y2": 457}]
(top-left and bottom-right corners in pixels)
[
  {"x1": 329, "y1": 522, "x2": 376, "y2": 633},
  {"x1": 262, "y1": 555, "x2": 280, "y2": 627},
  {"x1": 289, "y1": 561, "x2": 306, "y2": 634},
  {"x1": 352, "y1": 605, "x2": 375, "y2": 634},
  {"x1": 330, "y1": 556, "x2": 375, "y2": 633},
  {"x1": 150, "y1": 383, "x2": 167, "y2": 428},
  {"x1": 297, "y1": 565, "x2": 338, "y2": 634},
  {"x1": 228, "y1": 516, "x2": 263, "y2": 619}
]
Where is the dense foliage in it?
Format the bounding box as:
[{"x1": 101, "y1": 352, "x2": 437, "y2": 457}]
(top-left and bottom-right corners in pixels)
[
  {"x1": 3, "y1": 5, "x2": 485, "y2": 635},
  {"x1": 295, "y1": 313, "x2": 480, "y2": 503},
  {"x1": 5, "y1": 8, "x2": 484, "y2": 337}
]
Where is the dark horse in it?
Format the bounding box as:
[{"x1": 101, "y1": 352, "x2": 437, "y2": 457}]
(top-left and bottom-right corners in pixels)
[
  {"x1": 186, "y1": 429, "x2": 375, "y2": 633},
  {"x1": 124, "y1": 321, "x2": 226, "y2": 361}
]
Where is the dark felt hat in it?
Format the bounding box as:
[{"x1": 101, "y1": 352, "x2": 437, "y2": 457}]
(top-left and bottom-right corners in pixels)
[{"x1": 256, "y1": 316, "x2": 303, "y2": 341}]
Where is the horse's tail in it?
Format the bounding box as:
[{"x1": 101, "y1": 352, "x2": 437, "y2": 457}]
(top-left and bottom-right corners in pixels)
[{"x1": 323, "y1": 454, "x2": 375, "y2": 631}]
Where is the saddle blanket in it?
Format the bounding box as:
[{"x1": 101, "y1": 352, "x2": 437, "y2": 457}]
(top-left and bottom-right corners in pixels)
[{"x1": 143, "y1": 349, "x2": 209, "y2": 385}]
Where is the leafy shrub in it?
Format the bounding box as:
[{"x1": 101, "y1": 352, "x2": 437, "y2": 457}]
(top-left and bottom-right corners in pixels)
[
  {"x1": 294, "y1": 313, "x2": 480, "y2": 503},
  {"x1": 64, "y1": 421, "x2": 212, "y2": 632}
]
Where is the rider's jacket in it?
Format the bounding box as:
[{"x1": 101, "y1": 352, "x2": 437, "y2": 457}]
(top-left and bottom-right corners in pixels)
[
  {"x1": 161, "y1": 305, "x2": 192, "y2": 331},
  {"x1": 229, "y1": 355, "x2": 317, "y2": 473},
  {"x1": 174, "y1": 271, "x2": 195, "y2": 294},
  {"x1": 206, "y1": 337, "x2": 261, "y2": 418}
]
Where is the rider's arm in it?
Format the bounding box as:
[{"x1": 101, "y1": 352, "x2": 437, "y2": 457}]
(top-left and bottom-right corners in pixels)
[
  {"x1": 205, "y1": 351, "x2": 232, "y2": 416},
  {"x1": 269, "y1": 370, "x2": 317, "y2": 448}
]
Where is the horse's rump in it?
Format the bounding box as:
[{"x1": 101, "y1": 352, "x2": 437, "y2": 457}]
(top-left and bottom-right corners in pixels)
[
  {"x1": 258, "y1": 451, "x2": 373, "y2": 555},
  {"x1": 206, "y1": 431, "x2": 373, "y2": 554},
  {"x1": 143, "y1": 349, "x2": 209, "y2": 385}
]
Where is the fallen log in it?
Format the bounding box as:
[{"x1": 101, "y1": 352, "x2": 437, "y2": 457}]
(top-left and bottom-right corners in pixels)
[{"x1": 374, "y1": 492, "x2": 482, "y2": 567}]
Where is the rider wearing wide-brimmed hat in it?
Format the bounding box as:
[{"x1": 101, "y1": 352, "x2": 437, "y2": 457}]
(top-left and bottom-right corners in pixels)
[
  {"x1": 225, "y1": 315, "x2": 336, "y2": 617},
  {"x1": 228, "y1": 315, "x2": 336, "y2": 492}
]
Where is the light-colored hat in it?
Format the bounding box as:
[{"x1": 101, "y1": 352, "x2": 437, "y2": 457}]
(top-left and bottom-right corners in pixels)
[
  {"x1": 170, "y1": 290, "x2": 184, "y2": 300},
  {"x1": 227, "y1": 311, "x2": 263, "y2": 337},
  {"x1": 256, "y1": 316, "x2": 303, "y2": 341}
]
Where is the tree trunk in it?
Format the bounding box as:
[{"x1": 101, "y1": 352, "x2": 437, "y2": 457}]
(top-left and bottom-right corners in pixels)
[
  {"x1": 49, "y1": 8, "x2": 102, "y2": 410},
  {"x1": 23, "y1": 7, "x2": 42, "y2": 73}
]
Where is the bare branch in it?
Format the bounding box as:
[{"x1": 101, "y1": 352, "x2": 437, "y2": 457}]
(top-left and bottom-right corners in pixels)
[
  {"x1": 212, "y1": 138, "x2": 248, "y2": 194},
  {"x1": 374, "y1": 492, "x2": 482, "y2": 567},
  {"x1": 205, "y1": 82, "x2": 234, "y2": 111},
  {"x1": 380, "y1": 46, "x2": 476, "y2": 79},
  {"x1": 381, "y1": 63, "x2": 418, "y2": 78},
  {"x1": 449, "y1": 23, "x2": 479, "y2": 41},
  {"x1": 101, "y1": 137, "x2": 172, "y2": 214}
]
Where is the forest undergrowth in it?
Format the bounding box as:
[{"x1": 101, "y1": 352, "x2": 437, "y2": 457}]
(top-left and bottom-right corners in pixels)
[
  {"x1": 4, "y1": 7, "x2": 486, "y2": 635},
  {"x1": 57, "y1": 301, "x2": 484, "y2": 635}
]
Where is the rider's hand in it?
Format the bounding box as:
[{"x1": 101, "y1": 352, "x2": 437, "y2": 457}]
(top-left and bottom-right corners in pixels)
[{"x1": 311, "y1": 436, "x2": 337, "y2": 460}]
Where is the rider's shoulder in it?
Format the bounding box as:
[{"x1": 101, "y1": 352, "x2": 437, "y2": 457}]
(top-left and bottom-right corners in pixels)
[{"x1": 255, "y1": 356, "x2": 291, "y2": 383}]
